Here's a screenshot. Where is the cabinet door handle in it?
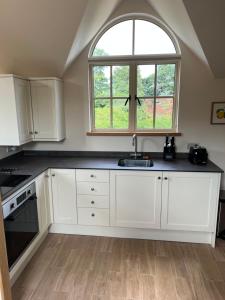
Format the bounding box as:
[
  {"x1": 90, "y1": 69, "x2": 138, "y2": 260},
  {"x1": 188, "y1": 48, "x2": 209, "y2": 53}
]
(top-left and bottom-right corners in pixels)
[
  {"x1": 158, "y1": 176, "x2": 161, "y2": 180},
  {"x1": 91, "y1": 213, "x2": 95, "y2": 217},
  {"x1": 164, "y1": 177, "x2": 168, "y2": 180},
  {"x1": 91, "y1": 188, "x2": 95, "y2": 191},
  {"x1": 90, "y1": 174, "x2": 94, "y2": 178},
  {"x1": 45, "y1": 174, "x2": 49, "y2": 178},
  {"x1": 34, "y1": 131, "x2": 38, "y2": 134},
  {"x1": 91, "y1": 201, "x2": 95, "y2": 204},
  {"x1": 29, "y1": 131, "x2": 33, "y2": 135},
  {"x1": 52, "y1": 174, "x2": 55, "y2": 177}
]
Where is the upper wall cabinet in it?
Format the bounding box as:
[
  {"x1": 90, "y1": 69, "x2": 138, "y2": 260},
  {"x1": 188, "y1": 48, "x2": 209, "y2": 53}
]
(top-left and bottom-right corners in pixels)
[
  {"x1": 0, "y1": 75, "x2": 33, "y2": 145},
  {"x1": 30, "y1": 78, "x2": 65, "y2": 141},
  {"x1": 0, "y1": 75, "x2": 65, "y2": 146}
]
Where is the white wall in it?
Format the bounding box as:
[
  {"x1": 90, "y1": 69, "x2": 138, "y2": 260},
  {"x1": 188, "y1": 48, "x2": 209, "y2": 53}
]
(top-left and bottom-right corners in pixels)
[{"x1": 24, "y1": 0, "x2": 225, "y2": 188}]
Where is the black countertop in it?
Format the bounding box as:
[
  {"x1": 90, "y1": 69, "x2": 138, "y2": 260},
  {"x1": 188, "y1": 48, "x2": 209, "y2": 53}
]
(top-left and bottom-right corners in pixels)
[{"x1": 0, "y1": 151, "x2": 223, "y2": 201}]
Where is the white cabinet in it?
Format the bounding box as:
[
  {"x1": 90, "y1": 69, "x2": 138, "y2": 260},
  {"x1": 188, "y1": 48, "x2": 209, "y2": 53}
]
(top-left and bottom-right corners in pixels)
[
  {"x1": 0, "y1": 75, "x2": 33, "y2": 145},
  {"x1": 36, "y1": 170, "x2": 52, "y2": 234},
  {"x1": 51, "y1": 169, "x2": 77, "y2": 224},
  {"x1": 161, "y1": 172, "x2": 220, "y2": 232},
  {"x1": 0, "y1": 75, "x2": 65, "y2": 146},
  {"x1": 76, "y1": 169, "x2": 110, "y2": 226},
  {"x1": 110, "y1": 171, "x2": 162, "y2": 229},
  {"x1": 30, "y1": 79, "x2": 65, "y2": 141}
]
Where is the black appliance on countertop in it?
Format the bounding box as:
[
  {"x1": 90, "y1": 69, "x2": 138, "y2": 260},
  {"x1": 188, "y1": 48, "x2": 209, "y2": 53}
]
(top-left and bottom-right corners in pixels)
[
  {"x1": 163, "y1": 136, "x2": 176, "y2": 161},
  {"x1": 189, "y1": 145, "x2": 208, "y2": 165}
]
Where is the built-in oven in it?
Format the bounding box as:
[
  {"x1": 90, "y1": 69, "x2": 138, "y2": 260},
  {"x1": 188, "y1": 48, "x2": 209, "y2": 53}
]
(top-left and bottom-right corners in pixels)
[{"x1": 2, "y1": 182, "x2": 39, "y2": 270}]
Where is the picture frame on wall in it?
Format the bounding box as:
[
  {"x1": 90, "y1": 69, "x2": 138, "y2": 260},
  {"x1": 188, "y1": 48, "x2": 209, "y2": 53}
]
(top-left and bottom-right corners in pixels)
[{"x1": 211, "y1": 102, "x2": 225, "y2": 125}]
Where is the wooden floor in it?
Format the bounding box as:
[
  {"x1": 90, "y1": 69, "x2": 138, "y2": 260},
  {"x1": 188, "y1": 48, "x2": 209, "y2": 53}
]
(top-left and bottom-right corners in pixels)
[{"x1": 12, "y1": 234, "x2": 225, "y2": 300}]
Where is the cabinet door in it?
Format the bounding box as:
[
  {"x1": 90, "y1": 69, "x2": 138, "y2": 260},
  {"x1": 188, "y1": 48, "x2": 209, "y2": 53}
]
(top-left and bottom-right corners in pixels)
[
  {"x1": 30, "y1": 80, "x2": 56, "y2": 140},
  {"x1": 14, "y1": 78, "x2": 33, "y2": 144},
  {"x1": 36, "y1": 171, "x2": 52, "y2": 234},
  {"x1": 161, "y1": 172, "x2": 220, "y2": 232},
  {"x1": 110, "y1": 171, "x2": 162, "y2": 229},
  {"x1": 51, "y1": 169, "x2": 77, "y2": 224}
]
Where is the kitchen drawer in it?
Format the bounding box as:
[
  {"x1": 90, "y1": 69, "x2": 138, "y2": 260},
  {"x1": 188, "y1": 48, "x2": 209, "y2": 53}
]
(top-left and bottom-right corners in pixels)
[
  {"x1": 77, "y1": 195, "x2": 109, "y2": 209},
  {"x1": 77, "y1": 182, "x2": 109, "y2": 196},
  {"x1": 76, "y1": 169, "x2": 109, "y2": 182},
  {"x1": 78, "y1": 208, "x2": 109, "y2": 226}
]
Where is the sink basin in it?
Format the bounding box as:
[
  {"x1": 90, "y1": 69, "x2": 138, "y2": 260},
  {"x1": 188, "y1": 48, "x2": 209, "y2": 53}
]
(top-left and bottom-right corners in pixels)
[{"x1": 118, "y1": 158, "x2": 154, "y2": 168}]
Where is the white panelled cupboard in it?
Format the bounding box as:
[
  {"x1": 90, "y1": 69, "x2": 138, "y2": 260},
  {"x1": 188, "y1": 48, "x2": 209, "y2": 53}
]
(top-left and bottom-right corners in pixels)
[{"x1": 0, "y1": 75, "x2": 65, "y2": 146}]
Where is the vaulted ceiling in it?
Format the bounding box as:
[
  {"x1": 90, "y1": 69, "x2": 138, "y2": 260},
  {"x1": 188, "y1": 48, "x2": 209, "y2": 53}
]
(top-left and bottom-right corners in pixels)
[{"x1": 0, "y1": 0, "x2": 224, "y2": 78}]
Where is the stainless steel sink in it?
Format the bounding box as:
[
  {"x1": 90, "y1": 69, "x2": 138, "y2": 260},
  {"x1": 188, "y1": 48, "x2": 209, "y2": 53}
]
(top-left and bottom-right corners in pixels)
[{"x1": 118, "y1": 158, "x2": 154, "y2": 168}]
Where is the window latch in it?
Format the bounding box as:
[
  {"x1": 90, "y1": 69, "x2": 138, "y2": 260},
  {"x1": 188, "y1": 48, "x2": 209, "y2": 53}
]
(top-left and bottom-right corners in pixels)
[
  {"x1": 135, "y1": 95, "x2": 141, "y2": 106},
  {"x1": 124, "y1": 95, "x2": 131, "y2": 106}
]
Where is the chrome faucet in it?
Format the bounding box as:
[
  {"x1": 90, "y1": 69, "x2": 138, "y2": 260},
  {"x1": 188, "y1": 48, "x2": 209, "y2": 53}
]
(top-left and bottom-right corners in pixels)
[{"x1": 132, "y1": 134, "x2": 138, "y2": 159}]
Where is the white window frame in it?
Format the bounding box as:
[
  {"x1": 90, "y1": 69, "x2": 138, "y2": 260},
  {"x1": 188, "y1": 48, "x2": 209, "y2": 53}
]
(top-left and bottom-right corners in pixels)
[{"x1": 88, "y1": 14, "x2": 181, "y2": 134}]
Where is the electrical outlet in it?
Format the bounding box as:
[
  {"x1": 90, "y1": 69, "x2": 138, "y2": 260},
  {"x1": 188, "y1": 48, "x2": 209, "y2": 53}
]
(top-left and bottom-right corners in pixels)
[
  {"x1": 187, "y1": 143, "x2": 199, "y2": 150},
  {"x1": 6, "y1": 146, "x2": 18, "y2": 153}
]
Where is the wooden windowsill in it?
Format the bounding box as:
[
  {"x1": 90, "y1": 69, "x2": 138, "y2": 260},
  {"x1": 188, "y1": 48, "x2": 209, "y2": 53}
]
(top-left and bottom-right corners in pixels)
[{"x1": 86, "y1": 131, "x2": 182, "y2": 136}]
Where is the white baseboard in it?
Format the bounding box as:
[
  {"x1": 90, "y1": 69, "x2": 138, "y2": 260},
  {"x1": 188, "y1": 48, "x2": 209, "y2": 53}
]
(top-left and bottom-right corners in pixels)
[
  {"x1": 10, "y1": 230, "x2": 48, "y2": 286},
  {"x1": 50, "y1": 223, "x2": 214, "y2": 245}
]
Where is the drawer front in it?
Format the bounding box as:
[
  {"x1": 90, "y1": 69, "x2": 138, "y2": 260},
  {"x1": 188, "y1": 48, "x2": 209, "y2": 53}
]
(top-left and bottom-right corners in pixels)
[
  {"x1": 78, "y1": 208, "x2": 109, "y2": 226},
  {"x1": 77, "y1": 182, "x2": 109, "y2": 196},
  {"x1": 76, "y1": 169, "x2": 109, "y2": 182},
  {"x1": 77, "y1": 195, "x2": 109, "y2": 209}
]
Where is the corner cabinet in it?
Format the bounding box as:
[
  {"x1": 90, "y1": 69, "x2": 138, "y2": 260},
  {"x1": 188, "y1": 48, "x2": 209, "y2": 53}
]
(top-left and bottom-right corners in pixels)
[
  {"x1": 51, "y1": 169, "x2": 77, "y2": 224},
  {"x1": 30, "y1": 79, "x2": 65, "y2": 141},
  {"x1": 161, "y1": 172, "x2": 220, "y2": 232},
  {"x1": 0, "y1": 76, "x2": 33, "y2": 145},
  {"x1": 110, "y1": 171, "x2": 162, "y2": 229},
  {"x1": 0, "y1": 75, "x2": 65, "y2": 146}
]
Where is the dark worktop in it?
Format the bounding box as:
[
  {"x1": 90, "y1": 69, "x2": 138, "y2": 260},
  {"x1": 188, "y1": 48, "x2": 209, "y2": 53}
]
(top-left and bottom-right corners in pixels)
[{"x1": 0, "y1": 151, "x2": 223, "y2": 201}]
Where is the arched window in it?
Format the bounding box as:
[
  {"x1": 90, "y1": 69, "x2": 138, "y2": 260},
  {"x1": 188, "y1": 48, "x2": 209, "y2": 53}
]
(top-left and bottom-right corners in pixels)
[{"x1": 88, "y1": 16, "x2": 180, "y2": 134}]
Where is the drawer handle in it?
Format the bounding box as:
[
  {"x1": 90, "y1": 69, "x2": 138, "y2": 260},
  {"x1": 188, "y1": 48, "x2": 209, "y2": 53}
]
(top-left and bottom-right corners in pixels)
[
  {"x1": 158, "y1": 176, "x2": 161, "y2": 180},
  {"x1": 164, "y1": 177, "x2": 168, "y2": 180},
  {"x1": 90, "y1": 174, "x2": 95, "y2": 178},
  {"x1": 91, "y1": 213, "x2": 95, "y2": 217},
  {"x1": 91, "y1": 188, "x2": 95, "y2": 191},
  {"x1": 91, "y1": 201, "x2": 95, "y2": 204}
]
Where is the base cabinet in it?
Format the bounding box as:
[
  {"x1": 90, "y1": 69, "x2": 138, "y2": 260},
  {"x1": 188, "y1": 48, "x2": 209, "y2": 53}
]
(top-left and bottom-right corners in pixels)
[
  {"x1": 110, "y1": 171, "x2": 162, "y2": 229},
  {"x1": 36, "y1": 171, "x2": 52, "y2": 234},
  {"x1": 161, "y1": 172, "x2": 220, "y2": 232},
  {"x1": 51, "y1": 169, "x2": 77, "y2": 224}
]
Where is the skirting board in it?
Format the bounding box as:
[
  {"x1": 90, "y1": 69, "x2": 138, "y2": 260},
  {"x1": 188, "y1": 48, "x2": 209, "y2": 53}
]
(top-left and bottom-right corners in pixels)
[
  {"x1": 10, "y1": 230, "x2": 48, "y2": 286},
  {"x1": 50, "y1": 224, "x2": 216, "y2": 247}
]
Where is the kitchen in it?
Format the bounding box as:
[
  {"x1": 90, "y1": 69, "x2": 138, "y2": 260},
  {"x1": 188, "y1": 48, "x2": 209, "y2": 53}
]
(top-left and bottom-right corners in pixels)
[{"x1": 0, "y1": 0, "x2": 225, "y2": 299}]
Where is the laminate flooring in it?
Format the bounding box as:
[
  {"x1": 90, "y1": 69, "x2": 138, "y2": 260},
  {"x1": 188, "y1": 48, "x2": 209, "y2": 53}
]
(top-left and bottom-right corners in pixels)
[{"x1": 12, "y1": 234, "x2": 225, "y2": 300}]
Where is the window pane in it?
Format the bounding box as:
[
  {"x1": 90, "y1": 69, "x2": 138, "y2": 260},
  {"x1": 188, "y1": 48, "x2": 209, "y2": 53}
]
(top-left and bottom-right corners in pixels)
[
  {"x1": 94, "y1": 99, "x2": 110, "y2": 129},
  {"x1": 93, "y1": 66, "x2": 110, "y2": 98},
  {"x1": 136, "y1": 98, "x2": 154, "y2": 129},
  {"x1": 112, "y1": 65, "x2": 129, "y2": 97},
  {"x1": 156, "y1": 64, "x2": 175, "y2": 96},
  {"x1": 113, "y1": 99, "x2": 129, "y2": 129},
  {"x1": 135, "y1": 20, "x2": 176, "y2": 55},
  {"x1": 137, "y1": 65, "x2": 155, "y2": 97},
  {"x1": 93, "y1": 20, "x2": 133, "y2": 56},
  {"x1": 155, "y1": 98, "x2": 173, "y2": 129}
]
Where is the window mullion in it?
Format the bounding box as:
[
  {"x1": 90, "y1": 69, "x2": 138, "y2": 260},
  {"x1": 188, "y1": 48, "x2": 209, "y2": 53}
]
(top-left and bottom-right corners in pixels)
[
  {"x1": 153, "y1": 64, "x2": 157, "y2": 129},
  {"x1": 130, "y1": 62, "x2": 136, "y2": 132},
  {"x1": 110, "y1": 66, "x2": 113, "y2": 128}
]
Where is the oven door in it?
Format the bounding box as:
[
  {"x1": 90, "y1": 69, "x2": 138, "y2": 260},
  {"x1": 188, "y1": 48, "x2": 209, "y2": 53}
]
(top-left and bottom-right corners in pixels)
[{"x1": 4, "y1": 194, "x2": 39, "y2": 269}]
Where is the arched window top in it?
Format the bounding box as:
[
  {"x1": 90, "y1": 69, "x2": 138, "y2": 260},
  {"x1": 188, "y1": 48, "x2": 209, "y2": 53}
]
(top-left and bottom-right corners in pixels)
[{"x1": 90, "y1": 17, "x2": 179, "y2": 58}]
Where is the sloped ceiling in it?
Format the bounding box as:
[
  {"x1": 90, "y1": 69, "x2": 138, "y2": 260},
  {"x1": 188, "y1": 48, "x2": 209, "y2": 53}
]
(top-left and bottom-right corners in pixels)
[
  {"x1": 0, "y1": 0, "x2": 87, "y2": 76},
  {"x1": 183, "y1": 0, "x2": 225, "y2": 78},
  {"x1": 0, "y1": 0, "x2": 224, "y2": 78}
]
